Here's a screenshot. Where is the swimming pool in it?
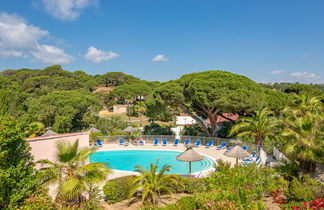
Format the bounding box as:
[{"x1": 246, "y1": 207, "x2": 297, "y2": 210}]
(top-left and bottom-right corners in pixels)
[{"x1": 90, "y1": 150, "x2": 214, "y2": 174}]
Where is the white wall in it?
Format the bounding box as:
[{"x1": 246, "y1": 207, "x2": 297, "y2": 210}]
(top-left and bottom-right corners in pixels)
[
  {"x1": 28, "y1": 132, "x2": 90, "y2": 162},
  {"x1": 171, "y1": 126, "x2": 183, "y2": 138},
  {"x1": 176, "y1": 116, "x2": 197, "y2": 125}
]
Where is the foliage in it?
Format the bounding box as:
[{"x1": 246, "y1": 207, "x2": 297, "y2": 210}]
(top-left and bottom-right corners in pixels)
[
  {"x1": 180, "y1": 123, "x2": 207, "y2": 136},
  {"x1": 0, "y1": 65, "x2": 159, "y2": 134},
  {"x1": 284, "y1": 83, "x2": 323, "y2": 96},
  {"x1": 143, "y1": 123, "x2": 175, "y2": 135},
  {"x1": 97, "y1": 72, "x2": 140, "y2": 87},
  {"x1": 0, "y1": 116, "x2": 40, "y2": 209},
  {"x1": 38, "y1": 140, "x2": 110, "y2": 205},
  {"x1": 129, "y1": 160, "x2": 181, "y2": 206},
  {"x1": 280, "y1": 95, "x2": 324, "y2": 175},
  {"x1": 162, "y1": 175, "x2": 207, "y2": 194},
  {"x1": 145, "y1": 94, "x2": 173, "y2": 122},
  {"x1": 0, "y1": 77, "x2": 27, "y2": 119},
  {"x1": 148, "y1": 70, "x2": 279, "y2": 137},
  {"x1": 107, "y1": 83, "x2": 156, "y2": 104},
  {"x1": 19, "y1": 187, "x2": 57, "y2": 210},
  {"x1": 274, "y1": 161, "x2": 301, "y2": 181},
  {"x1": 216, "y1": 121, "x2": 234, "y2": 138},
  {"x1": 24, "y1": 122, "x2": 45, "y2": 137},
  {"x1": 230, "y1": 108, "x2": 280, "y2": 147},
  {"x1": 162, "y1": 164, "x2": 282, "y2": 210},
  {"x1": 103, "y1": 175, "x2": 135, "y2": 204},
  {"x1": 27, "y1": 90, "x2": 102, "y2": 133},
  {"x1": 285, "y1": 175, "x2": 324, "y2": 202},
  {"x1": 204, "y1": 164, "x2": 283, "y2": 198}
]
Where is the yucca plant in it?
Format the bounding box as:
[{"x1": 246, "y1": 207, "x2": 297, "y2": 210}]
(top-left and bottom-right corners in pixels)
[
  {"x1": 38, "y1": 139, "x2": 110, "y2": 204},
  {"x1": 129, "y1": 160, "x2": 181, "y2": 206}
]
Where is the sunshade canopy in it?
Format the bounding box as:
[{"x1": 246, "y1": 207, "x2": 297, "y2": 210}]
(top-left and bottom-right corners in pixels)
[
  {"x1": 223, "y1": 145, "x2": 251, "y2": 159},
  {"x1": 123, "y1": 126, "x2": 137, "y2": 133},
  {"x1": 41, "y1": 129, "x2": 57, "y2": 137},
  {"x1": 176, "y1": 146, "x2": 204, "y2": 162},
  {"x1": 89, "y1": 126, "x2": 101, "y2": 134},
  {"x1": 229, "y1": 139, "x2": 242, "y2": 145}
]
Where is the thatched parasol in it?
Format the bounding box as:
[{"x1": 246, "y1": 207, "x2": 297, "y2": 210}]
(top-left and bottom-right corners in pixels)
[
  {"x1": 223, "y1": 145, "x2": 251, "y2": 165},
  {"x1": 229, "y1": 139, "x2": 242, "y2": 145},
  {"x1": 89, "y1": 126, "x2": 101, "y2": 134},
  {"x1": 123, "y1": 126, "x2": 137, "y2": 133},
  {"x1": 41, "y1": 127, "x2": 57, "y2": 137},
  {"x1": 176, "y1": 145, "x2": 204, "y2": 175}
]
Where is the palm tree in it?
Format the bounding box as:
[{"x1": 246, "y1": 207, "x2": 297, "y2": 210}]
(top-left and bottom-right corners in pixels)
[
  {"x1": 281, "y1": 113, "x2": 324, "y2": 175},
  {"x1": 133, "y1": 102, "x2": 147, "y2": 127},
  {"x1": 282, "y1": 95, "x2": 322, "y2": 117},
  {"x1": 230, "y1": 108, "x2": 280, "y2": 148},
  {"x1": 128, "y1": 160, "x2": 181, "y2": 206},
  {"x1": 38, "y1": 140, "x2": 110, "y2": 204},
  {"x1": 24, "y1": 122, "x2": 45, "y2": 137}
]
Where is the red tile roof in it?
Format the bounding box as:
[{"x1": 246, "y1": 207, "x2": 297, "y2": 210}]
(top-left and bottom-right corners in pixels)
[{"x1": 204, "y1": 113, "x2": 239, "y2": 124}]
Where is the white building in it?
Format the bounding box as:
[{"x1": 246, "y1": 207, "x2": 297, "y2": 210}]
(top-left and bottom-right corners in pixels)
[
  {"x1": 176, "y1": 115, "x2": 200, "y2": 125},
  {"x1": 113, "y1": 104, "x2": 130, "y2": 113}
]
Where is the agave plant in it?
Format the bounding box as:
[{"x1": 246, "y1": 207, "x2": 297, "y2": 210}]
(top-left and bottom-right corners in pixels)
[
  {"x1": 129, "y1": 160, "x2": 181, "y2": 206},
  {"x1": 38, "y1": 140, "x2": 110, "y2": 204}
]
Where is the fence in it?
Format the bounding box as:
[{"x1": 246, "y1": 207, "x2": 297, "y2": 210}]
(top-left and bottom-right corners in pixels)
[
  {"x1": 96, "y1": 135, "x2": 258, "y2": 154},
  {"x1": 273, "y1": 146, "x2": 290, "y2": 162}
]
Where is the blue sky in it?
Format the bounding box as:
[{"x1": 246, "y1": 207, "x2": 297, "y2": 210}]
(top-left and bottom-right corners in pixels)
[{"x1": 0, "y1": 0, "x2": 324, "y2": 83}]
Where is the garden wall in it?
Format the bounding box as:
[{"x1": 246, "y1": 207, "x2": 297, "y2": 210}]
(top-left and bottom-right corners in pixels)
[{"x1": 27, "y1": 132, "x2": 90, "y2": 162}]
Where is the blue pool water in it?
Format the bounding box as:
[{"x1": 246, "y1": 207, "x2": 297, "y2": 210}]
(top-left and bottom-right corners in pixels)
[{"x1": 90, "y1": 150, "x2": 214, "y2": 174}]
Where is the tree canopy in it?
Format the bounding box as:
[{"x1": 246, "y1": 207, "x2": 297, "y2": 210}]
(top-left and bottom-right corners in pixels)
[
  {"x1": 148, "y1": 70, "x2": 287, "y2": 136},
  {"x1": 0, "y1": 116, "x2": 39, "y2": 209}
]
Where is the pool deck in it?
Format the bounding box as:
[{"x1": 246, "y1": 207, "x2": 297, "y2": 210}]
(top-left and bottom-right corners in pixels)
[{"x1": 97, "y1": 143, "x2": 238, "y2": 179}]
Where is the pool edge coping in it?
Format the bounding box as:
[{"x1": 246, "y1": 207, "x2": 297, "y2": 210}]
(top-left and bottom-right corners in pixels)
[{"x1": 92, "y1": 147, "x2": 217, "y2": 177}]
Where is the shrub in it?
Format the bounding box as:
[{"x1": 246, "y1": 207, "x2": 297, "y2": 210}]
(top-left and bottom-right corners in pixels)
[
  {"x1": 19, "y1": 187, "x2": 57, "y2": 210},
  {"x1": 204, "y1": 164, "x2": 283, "y2": 198},
  {"x1": 103, "y1": 175, "x2": 135, "y2": 204},
  {"x1": 274, "y1": 160, "x2": 301, "y2": 181},
  {"x1": 181, "y1": 177, "x2": 207, "y2": 194},
  {"x1": 160, "y1": 191, "x2": 266, "y2": 210},
  {"x1": 285, "y1": 175, "x2": 324, "y2": 202},
  {"x1": 164, "y1": 176, "x2": 207, "y2": 194}
]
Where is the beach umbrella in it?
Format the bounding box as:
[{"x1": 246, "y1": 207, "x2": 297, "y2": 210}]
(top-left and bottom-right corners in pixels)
[
  {"x1": 89, "y1": 126, "x2": 101, "y2": 134},
  {"x1": 223, "y1": 145, "x2": 251, "y2": 165},
  {"x1": 229, "y1": 139, "x2": 242, "y2": 145},
  {"x1": 41, "y1": 127, "x2": 57, "y2": 137},
  {"x1": 123, "y1": 126, "x2": 137, "y2": 133},
  {"x1": 176, "y1": 145, "x2": 204, "y2": 175}
]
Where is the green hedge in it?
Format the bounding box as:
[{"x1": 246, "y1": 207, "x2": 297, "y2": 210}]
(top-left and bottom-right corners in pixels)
[
  {"x1": 103, "y1": 175, "x2": 135, "y2": 204},
  {"x1": 164, "y1": 175, "x2": 207, "y2": 194}
]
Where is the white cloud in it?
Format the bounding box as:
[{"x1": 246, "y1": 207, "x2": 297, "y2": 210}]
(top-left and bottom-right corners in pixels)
[
  {"x1": 289, "y1": 71, "x2": 323, "y2": 83},
  {"x1": 0, "y1": 12, "x2": 73, "y2": 64},
  {"x1": 152, "y1": 54, "x2": 168, "y2": 62},
  {"x1": 84, "y1": 46, "x2": 119, "y2": 62},
  {"x1": 290, "y1": 72, "x2": 320, "y2": 79},
  {"x1": 31, "y1": 44, "x2": 73, "y2": 64},
  {"x1": 40, "y1": 0, "x2": 98, "y2": 21},
  {"x1": 270, "y1": 70, "x2": 286, "y2": 75},
  {"x1": 0, "y1": 13, "x2": 48, "y2": 51},
  {"x1": 0, "y1": 50, "x2": 25, "y2": 58}
]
